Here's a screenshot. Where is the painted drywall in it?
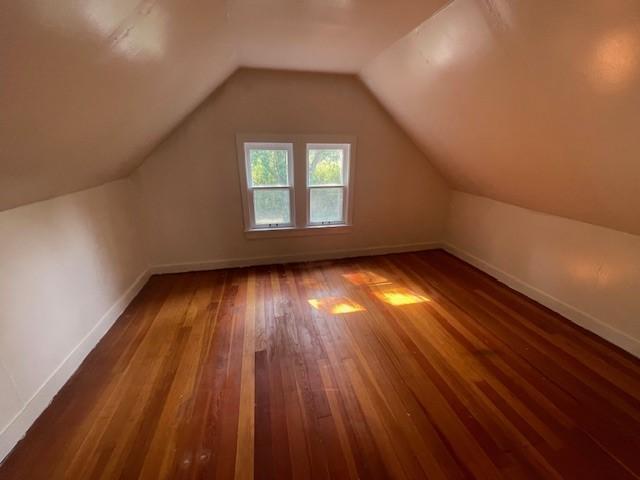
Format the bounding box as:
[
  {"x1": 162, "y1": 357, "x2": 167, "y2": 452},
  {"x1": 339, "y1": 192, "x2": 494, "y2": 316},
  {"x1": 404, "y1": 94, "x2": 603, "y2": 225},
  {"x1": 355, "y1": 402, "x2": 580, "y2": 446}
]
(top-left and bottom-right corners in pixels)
[
  {"x1": 2, "y1": 0, "x2": 236, "y2": 212},
  {"x1": 0, "y1": 178, "x2": 148, "y2": 460},
  {"x1": 1, "y1": 0, "x2": 447, "y2": 212},
  {"x1": 445, "y1": 191, "x2": 640, "y2": 356},
  {"x1": 362, "y1": 0, "x2": 640, "y2": 236},
  {"x1": 229, "y1": 0, "x2": 446, "y2": 72},
  {"x1": 134, "y1": 69, "x2": 450, "y2": 268}
]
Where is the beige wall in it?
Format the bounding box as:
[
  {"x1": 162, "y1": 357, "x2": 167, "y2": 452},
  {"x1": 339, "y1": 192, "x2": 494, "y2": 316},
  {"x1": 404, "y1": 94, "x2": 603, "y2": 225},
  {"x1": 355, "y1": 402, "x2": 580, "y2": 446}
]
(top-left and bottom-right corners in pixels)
[
  {"x1": 362, "y1": 0, "x2": 640, "y2": 236},
  {"x1": 134, "y1": 68, "x2": 450, "y2": 268},
  {"x1": 2, "y1": 0, "x2": 447, "y2": 212},
  {"x1": 0, "y1": 179, "x2": 148, "y2": 459},
  {"x1": 445, "y1": 191, "x2": 640, "y2": 356},
  {"x1": 0, "y1": 68, "x2": 450, "y2": 462},
  {"x1": 2, "y1": 0, "x2": 236, "y2": 212},
  {"x1": 3, "y1": 61, "x2": 637, "y2": 465}
]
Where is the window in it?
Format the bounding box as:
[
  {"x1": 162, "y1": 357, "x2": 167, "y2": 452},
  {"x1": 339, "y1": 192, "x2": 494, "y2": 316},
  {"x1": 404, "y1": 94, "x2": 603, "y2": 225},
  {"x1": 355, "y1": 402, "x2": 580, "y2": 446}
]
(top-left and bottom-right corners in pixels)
[
  {"x1": 307, "y1": 144, "x2": 350, "y2": 226},
  {"x1": 237, "y1": 135, "x2": 355, "y2": 236},
  {"x1": 243, "y1": 143, "x2": 294, "y2": 229}
]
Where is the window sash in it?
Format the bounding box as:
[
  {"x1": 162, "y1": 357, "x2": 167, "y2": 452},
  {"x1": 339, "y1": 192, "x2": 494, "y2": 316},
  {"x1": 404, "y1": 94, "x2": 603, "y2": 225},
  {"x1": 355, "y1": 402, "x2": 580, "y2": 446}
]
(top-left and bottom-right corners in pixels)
[
  {"x1": 307, "y1": 186, "x2": 346, "y2": 226},
  {"x1": 306, "y1": 143, "x2": 350, "y2": 227},
  {"x1": 306, "y1": 144, "x2": 348, "y2": 187},
  {"x1": 245, "y1": 143, "x2": 293, "y2": 188},
  {"x1": 244, "y1": 142, "x2": 295, "y2": 230},
  {"x1": 249, "y1": 186, "x2": 294, "y2": 229},
  {"x1": 237, "y1": 136, "x2": 354, "y2": 234}
]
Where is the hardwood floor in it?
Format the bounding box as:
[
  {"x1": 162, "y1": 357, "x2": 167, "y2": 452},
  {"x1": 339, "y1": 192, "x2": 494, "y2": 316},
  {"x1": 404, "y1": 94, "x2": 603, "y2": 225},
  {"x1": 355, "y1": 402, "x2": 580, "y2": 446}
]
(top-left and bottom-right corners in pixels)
[{"x1": 2, "y1": 250, "x2": 640, "y2": 479}]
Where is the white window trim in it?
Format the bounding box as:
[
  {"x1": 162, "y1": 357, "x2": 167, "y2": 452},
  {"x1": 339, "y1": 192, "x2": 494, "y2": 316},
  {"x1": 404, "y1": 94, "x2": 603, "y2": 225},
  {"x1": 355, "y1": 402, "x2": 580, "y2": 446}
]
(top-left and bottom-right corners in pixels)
[
  {"x1": 236, "y1": 134, "x2": 357, "y2": 238},
  {"x1": 241, "y1": 142, "x2": 295, "y2": 230},
  {"x1": 306, "y1": 143, "x2": 351, "y2": 227}
]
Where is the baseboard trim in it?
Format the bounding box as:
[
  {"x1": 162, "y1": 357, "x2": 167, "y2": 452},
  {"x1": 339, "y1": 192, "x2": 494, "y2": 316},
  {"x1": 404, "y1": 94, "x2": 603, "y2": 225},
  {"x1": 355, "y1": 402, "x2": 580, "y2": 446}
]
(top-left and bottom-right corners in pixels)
[
  {"x1": 13, "y1": 238, "x2": 635, "y2": 464},
  {"x1": 0, "y1": 241, "x2": 441, "y2": 463},
  {"x1": 0, "y1": 269, "x2": 151, "y2": 463},
  {"x1": 150, "y1": 241, "x2": 442, "y2": 275},
  {"x1": 443, "y1": 243, "x2": 640, "y2": 358}
]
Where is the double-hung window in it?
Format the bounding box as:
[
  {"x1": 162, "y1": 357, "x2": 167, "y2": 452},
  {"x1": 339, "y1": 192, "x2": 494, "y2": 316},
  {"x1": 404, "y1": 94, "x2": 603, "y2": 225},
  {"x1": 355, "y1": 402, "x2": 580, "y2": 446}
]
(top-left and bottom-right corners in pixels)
[
  {"x1": 307, "y1": 144, "x2": 350, "y2": 226},
  {"x1": 238, "y1": 135, "x2": 355, "y2": 235},
  {"x1": 243, "y1": 142, "x2": 294, "y2": 229}
]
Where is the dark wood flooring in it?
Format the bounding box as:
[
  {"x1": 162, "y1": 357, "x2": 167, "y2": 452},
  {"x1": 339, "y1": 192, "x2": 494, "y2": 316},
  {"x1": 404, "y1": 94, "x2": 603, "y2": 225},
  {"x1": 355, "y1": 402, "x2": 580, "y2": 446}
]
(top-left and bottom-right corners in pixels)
[{"x1": 1, "y1": 250, "x2": 640, "y2": 479}]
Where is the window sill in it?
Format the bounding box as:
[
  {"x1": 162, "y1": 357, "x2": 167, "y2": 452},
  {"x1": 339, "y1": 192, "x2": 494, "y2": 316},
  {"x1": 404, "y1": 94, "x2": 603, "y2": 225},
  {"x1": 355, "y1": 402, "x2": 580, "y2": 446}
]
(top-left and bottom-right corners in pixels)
[{"x1": 244, "y1": 224, "x2": 352, "y2": 239}]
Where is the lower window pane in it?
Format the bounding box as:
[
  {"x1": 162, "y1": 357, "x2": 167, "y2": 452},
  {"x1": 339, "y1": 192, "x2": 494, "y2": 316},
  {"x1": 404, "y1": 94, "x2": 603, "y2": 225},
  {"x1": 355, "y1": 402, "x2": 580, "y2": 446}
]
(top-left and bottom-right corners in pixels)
[
  {"x1": 254, "y1": 189, "x2": 291, "y2": 226},
  {"x1": 310, "y1": 187, "x2": 344, "y2": 224}
]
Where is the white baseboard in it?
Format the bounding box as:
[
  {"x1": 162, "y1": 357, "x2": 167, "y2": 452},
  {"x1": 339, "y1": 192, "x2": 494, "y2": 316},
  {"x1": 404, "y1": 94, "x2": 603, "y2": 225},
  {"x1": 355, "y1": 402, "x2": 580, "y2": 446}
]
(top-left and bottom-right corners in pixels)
[
  {"x1": 0, "y1": 241, "x2": 440, "y2": 463},
  {"x1": 443, "y1": 243, "x2": 640, "y2": 358},
  {"x1": 3, "y1": 239, "x2": 636, "y2": 465},
  {"x1": 0, "y1": 269, "x2": 151, "y2": 463},
  {"x1": 3, "y1": 239, "x2": 637, "y2": 466},
  {"x1": 150, "y1": 241, "x2": 442, "y2": 275}
]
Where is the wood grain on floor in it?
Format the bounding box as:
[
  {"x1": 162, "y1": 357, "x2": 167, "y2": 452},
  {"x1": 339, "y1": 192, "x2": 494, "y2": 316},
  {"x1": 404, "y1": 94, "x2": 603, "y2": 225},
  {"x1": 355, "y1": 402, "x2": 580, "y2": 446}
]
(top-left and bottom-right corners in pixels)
[{"x1": 1, "y1": 250, "x2": 639, "y2": 479}]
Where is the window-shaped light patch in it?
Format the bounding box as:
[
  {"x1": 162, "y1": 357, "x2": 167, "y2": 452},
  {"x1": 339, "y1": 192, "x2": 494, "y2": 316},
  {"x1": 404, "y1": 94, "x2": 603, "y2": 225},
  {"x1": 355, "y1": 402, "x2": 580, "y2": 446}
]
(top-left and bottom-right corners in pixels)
[
  {"x1": 308, "y1": 297, "x2": 365, "y2": 315},
  {"x1": 342, "y1": 271, "x2": 390, "y2": 286},
  {"x1": 373, "y1": 288, "x2": 429, "y2": 306}
]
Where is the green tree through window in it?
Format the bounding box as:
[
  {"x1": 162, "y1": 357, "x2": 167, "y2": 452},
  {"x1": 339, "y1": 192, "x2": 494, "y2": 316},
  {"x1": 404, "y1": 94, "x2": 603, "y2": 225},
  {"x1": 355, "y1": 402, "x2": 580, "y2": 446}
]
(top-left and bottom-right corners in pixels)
[
  {"x1": 308, "y1": 149, "x2": 343, "y2": 185},
  {"x1": 250, "y1": 149, "x2": 288, "y2": 186},
  {"x1": 245, "y1": 144, "x2": 348, "y2": 228},
  {"x1": 249, "y1": 148, "x2": 291, "y2": 225}
]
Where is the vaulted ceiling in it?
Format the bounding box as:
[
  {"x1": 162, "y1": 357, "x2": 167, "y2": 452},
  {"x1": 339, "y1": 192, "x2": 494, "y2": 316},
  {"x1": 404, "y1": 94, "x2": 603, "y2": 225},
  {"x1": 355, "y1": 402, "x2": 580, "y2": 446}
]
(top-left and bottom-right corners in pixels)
[
  {"x1": 1, "y1": 0, "x2": 446, "y2": 211},
  {"x1": 363, "y1": 0, "x2": 640, "y2": 235},
  {"x1": 3, "y1": 0, "x2": 640, "y2": 235}
]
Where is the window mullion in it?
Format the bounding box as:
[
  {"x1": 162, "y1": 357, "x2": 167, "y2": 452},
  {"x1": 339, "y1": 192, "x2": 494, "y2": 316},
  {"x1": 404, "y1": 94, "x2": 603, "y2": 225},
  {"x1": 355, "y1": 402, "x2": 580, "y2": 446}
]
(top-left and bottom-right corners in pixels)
[{"x1": 240, "y1": 139, "x2": 351, "y2": 233}]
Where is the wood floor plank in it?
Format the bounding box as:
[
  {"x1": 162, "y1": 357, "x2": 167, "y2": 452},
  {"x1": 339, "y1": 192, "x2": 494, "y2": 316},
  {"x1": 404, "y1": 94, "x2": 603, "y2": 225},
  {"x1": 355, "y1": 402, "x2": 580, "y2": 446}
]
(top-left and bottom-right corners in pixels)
[
  {"x1": 1, "y1": 250, "x2": 640, "y2": 479},
  {"x1": 235, "y1": 272, "x2": 256, "y2": 480}
]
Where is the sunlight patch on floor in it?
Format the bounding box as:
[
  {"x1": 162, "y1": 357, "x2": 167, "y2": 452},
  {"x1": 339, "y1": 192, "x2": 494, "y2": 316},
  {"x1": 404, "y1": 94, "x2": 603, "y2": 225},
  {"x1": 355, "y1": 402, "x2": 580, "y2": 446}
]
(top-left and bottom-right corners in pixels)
[
  {"x1": 342, "y1": 271, "x2": 391, "y2": 286},
  {"x1": 373, "y1": 287, "x2": 429, "y2": 306},
  {"x1": 308, "y1": 296, "x2": 366, "y2": 314}
]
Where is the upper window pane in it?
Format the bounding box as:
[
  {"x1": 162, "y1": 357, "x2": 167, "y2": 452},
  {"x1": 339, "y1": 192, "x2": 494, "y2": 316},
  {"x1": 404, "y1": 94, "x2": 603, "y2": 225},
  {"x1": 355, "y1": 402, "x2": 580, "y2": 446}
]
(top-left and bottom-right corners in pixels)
[
  {"x1": 308, "y1": 148, "x2": 344, "y2": 186},
  {"x1": 249, "y1": 148, "x2": 289, "y2": 187}
]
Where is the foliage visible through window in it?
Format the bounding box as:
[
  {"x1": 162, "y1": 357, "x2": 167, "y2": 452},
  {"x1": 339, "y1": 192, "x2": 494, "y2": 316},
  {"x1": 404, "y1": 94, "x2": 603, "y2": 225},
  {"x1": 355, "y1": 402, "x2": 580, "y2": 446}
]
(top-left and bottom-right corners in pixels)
[
  {"x1": 240, "y1": 139, "x2": 352, "y2": 232},
  {"x1": 308, "y1": 146, "x2": 347, "y2": 225},
  {"x1": 250, "y1": 149, "x2": 289, "y2": 186},
  {"x1": 254, "y1": 188, "x2": 290, "y2": 225},
  {"x1": 246, "y1": 145, "x2": 293, "y2": 228},
  {"x1": 310, "y1": 187, "x2": 343, "y2": 223},
  {"x1": 308, "y1": 149, "x2": 343, "y2": 185}
]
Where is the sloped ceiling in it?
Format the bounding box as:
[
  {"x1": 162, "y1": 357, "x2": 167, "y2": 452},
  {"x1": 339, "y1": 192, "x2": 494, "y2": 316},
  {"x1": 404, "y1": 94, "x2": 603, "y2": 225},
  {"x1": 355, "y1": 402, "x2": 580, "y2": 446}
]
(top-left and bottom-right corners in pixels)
[
  {"x1": 227, "y1": 0, "x2": 448, "y2": 72},
  {"x1": 362, "y1": 0, "x2": 640, "y2": 235},
  {"x1": 1, "y1": 0, "x2": 236, "y2": 211},
  {"x1": 1, "y1": 0, "x2": 446, "y2": 211},
  {"x1": 4, "y1": 0, "x2": 639, "y2": 237}
]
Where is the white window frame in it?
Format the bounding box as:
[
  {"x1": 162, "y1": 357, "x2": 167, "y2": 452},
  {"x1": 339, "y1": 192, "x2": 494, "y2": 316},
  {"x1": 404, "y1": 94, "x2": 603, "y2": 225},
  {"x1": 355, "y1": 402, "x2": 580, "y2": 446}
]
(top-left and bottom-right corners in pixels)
[
  {"x1": 306, "y1": 143, "x2": 351, "y2": 227},
  {"x1": 236, "y1": 134, "x2": 356, "y2": 238},
  {"x1": 241, "y1": 142, "x2": 295, "y2": 230}
]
